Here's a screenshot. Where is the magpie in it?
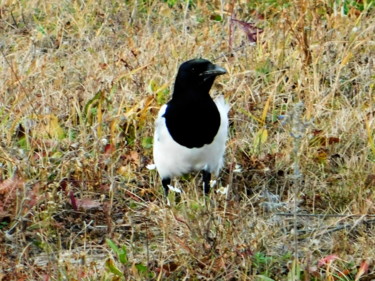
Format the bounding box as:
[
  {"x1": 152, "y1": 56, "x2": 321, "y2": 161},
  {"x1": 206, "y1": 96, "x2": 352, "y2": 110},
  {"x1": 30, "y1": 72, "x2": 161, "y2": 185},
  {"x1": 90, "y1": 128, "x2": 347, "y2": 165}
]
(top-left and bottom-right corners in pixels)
[{"x1": 153, "y1": 58, "x2": 229, "y2": 197}]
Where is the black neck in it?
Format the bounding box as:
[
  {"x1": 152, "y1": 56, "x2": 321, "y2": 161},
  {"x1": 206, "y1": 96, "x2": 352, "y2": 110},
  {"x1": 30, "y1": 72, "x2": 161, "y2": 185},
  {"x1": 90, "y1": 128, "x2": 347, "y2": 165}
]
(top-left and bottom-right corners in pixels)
[{"x1": 172, "y1": 76, "x2": 215, "y2": 100}]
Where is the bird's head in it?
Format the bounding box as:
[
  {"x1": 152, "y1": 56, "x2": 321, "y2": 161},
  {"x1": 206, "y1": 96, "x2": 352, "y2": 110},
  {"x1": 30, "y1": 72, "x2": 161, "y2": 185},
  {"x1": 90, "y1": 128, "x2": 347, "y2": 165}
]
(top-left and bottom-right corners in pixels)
[{"x1": 173, "y1": 58, "x2": 226, "y2": 98}]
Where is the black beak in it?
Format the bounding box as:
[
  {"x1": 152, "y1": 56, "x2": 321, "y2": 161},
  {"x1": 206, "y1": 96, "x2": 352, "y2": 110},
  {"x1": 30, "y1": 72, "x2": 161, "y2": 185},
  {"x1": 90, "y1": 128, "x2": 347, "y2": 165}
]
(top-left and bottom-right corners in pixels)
[{"x1": 200, "y1": 64, "x2": 227, "y2": 77}]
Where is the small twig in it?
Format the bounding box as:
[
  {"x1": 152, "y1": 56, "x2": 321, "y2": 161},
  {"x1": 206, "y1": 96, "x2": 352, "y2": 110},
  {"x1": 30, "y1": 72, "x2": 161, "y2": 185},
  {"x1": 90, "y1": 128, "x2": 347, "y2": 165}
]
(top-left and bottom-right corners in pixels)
[
  {"x1": 69, "y1": 220, "x2": 94, "y2": 251},
  {"x1": 297, "y1": 219, "x2": 375, "y2": 240},
  {"x1": 213, "y1": 43, "x2": 249, "y2": 62},
  {"x1": 21, "y1": 10, "x2": 27, "y2": 27},
  {"x1": 276, "y1": 213, "x2": 375, "y2": 218},
  {"x1": 145, "y1": 221, "x2": 150, "y2": 273},
  {"x1": 172, "y1": 212, "x2": 192, "y2": 232},
  {"x1": 10, "y1": 11, "x2": 19, "y2": 28},
  {"x1": 282, "y1": 102, "x2": 311, "y2": 259},
  {"x1": 0, "y1": 48, "x2": 37, "y2": 114}
]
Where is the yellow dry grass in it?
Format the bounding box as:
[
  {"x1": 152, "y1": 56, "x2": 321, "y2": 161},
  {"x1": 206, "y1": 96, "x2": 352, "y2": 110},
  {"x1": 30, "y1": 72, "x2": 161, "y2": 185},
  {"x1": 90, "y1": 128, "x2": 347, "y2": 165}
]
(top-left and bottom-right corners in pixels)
[{"x1": 0, "y1": 0, "x2": 374, "y2": 280}]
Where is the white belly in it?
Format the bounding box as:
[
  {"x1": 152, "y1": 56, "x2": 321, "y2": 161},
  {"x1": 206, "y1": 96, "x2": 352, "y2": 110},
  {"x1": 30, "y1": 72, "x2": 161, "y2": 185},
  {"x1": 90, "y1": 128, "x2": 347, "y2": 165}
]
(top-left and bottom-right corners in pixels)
[{"x1": 153, "y1": 96, "x2": 229, "y2": 179}]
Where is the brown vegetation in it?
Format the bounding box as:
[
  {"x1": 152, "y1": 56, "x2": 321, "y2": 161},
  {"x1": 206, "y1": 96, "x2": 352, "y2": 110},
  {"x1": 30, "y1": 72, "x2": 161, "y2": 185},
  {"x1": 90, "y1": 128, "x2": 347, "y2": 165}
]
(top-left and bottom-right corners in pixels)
[{"x1": 0, "y1": 0, "x2": 374, "y2": 280}]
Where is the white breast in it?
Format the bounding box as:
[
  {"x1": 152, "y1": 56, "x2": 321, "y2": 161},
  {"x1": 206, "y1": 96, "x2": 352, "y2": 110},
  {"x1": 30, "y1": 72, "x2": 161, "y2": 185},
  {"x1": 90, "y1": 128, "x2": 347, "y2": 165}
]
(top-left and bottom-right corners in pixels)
[{"x1": 153, "y1": 96, "x2": 230, "y2": 179}]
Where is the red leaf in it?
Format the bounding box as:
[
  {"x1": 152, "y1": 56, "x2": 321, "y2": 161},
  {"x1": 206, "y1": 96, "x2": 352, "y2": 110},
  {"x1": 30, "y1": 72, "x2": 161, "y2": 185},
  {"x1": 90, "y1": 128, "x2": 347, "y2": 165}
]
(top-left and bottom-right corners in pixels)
[
  {"x1": 104, "y1": 143, "x2": 116, "y2": 155},
  {"x1": 26, "y1": 183, "x2": 40, "y2": 209},
  {"x1": 338, "y1": 269, "x2": 351, "y2": 277},
  {"x1": 355, "y1": 260, "x2": 369, "y2": 281},
  {"x1": 99, "y1": 63, "x2": 108, "y2": 70},
  {"x1": 312, "y1": 129, "x2": 323, "y2": 136},
  {"x1": 327, "y1": 137, "x2": 340, "y2": 145},
  {"x1": 318, "y1": 254, "x2": 339, "y2": 267},
  {"x1": 0, "y1": 173, "x2": 25, "y2": 214},
  {"x1": 69, "y1": 191, "x2": 78, "y2": 211},
  {"x1": 310, "y1": 130, "x2": 340, "y2": 146},
  {"x1": 69, "y1": 192, "x2": 101, "y2": 211},
  {"x1": 76, "y1": 198, "x2": 101, "y2": 210},
  {"x1": 0, "y1": 173, "x2": 24, "y2": 195},
  {"x1": 231, "y1": 18, "x2": 263, "y2": 44},
  {"x1": 59, "y1": 178, "x2": 68, "y2": 194}
]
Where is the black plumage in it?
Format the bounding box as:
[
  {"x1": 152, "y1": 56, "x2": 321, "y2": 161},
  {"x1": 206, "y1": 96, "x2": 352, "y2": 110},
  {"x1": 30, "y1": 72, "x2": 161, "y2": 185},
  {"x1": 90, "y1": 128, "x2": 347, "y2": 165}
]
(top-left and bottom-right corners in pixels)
[{"x1": 153, "y1": 58, "x2": 229, "y2": 197}]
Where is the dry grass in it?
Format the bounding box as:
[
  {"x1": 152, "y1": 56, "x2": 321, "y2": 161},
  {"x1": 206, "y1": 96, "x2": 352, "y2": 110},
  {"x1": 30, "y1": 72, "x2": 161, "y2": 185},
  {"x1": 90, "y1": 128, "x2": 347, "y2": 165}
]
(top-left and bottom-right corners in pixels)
[{"x1": 0, "y1": 0, "x2": 375, "y2": 280}]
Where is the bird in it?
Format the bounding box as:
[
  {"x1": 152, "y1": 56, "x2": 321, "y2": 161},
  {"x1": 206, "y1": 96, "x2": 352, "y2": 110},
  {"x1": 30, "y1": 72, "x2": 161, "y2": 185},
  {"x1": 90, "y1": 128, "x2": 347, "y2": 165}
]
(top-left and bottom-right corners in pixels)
[{"x1": 153, "y1": 58, "x2": 229, "y2": 197}]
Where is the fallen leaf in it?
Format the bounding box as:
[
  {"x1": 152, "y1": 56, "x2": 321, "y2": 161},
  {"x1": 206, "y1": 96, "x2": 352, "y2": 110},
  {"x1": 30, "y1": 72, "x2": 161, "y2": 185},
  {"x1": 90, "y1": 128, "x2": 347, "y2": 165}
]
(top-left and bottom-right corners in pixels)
[
  {"x1": 0, "y1": 173, "x2": 24, "y2": 195},
  {"x1": 338, "y1": 268, "x2": 351, "y2": 277},
  {"x1": 69, "y1": 191, "x2": 78, "y2": 211},
  {"x1": 318, "y1": 254, "x2": 339, "y2": 267},
  {"x1": 212, "y1": 256, "x2": 226, "y2": 271},
  {"x1": 69, "y1": 192, "x2": 101, "y2": 210},
  {"x1": 76, "y1": 198, "x2": 101, "y2": 210},
  {"x1": 155, "y1": 261, "x2": 179, "y2": 276},
  {"x1": 327, "y1": 137, "x2": 340, "y2": 145},
  {"x1": 314, "y1": 148, "x2": 328, "y2": 163},
  {"x1": 31, "y1": 114, "x2": 66, "y2": 139},
  {"x1": 365, "y1": 174, "x2": 375, "y2": 188},
  {"x1": 59, "y1": 179, "x2": 68, "y2": 193},
  {"x1": 253, "y1": 128, "x2": 268, "y2": 149},
  {"x1": 355, "y1": 260, "x2": 369, "y2": 281},
  {"x1": 123, "y1": 151, "x2": 140, "y2": 166},
  {"x1": 231, "y1": 18, "x2": 263, "y2": 44},
  {"x1": 104, "y1": 143, "x2": 116, "y2": 155},
  {"x1": 0, "y1": 173, "x2": 25, "y2": 215},
  {"x1": 99, "y1": 63, "x2": 108, "y2": 69},
  {"x1": 235, "y1": 246, "x2": 253, "y2": 258},
  {"x1": 310, "y1": 130, "x2": 340, "y2": 146},
  {"x1": 0, "y1": 210, "x2": 11, "y2": 220},
  {"x1": 26, "y1": 183, "x2": 41, "y2": 209}
]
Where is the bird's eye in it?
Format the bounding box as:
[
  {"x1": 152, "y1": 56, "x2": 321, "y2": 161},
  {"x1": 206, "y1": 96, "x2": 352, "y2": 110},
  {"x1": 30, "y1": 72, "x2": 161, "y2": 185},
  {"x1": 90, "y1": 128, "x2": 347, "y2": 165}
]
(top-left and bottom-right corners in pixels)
[{"x1": 191, "y1": 67, "x2": 195, "y2": 72}]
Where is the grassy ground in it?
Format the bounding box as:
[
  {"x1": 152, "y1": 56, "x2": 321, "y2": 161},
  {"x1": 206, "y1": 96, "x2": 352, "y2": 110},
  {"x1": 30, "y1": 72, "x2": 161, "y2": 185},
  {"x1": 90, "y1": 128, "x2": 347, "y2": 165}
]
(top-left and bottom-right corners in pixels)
[{"x1": 1, "y1": 0, "x2": 375, "y2": 280}]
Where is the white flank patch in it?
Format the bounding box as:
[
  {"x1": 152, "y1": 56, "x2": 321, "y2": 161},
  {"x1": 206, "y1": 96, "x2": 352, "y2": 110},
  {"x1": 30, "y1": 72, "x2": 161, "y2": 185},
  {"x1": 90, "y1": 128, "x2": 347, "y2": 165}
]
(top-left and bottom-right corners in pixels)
[
  {"x1": 168, "y1": 185, "x2": 182, "y2": 193},
  {"x1": 146, "y1": 164, "x2": 156, "y2": 170},
  {"x1": 233, "y1": 164, "x2": 242, "y2": 173},
  {"x1": 217, "y1": 185, "x2": 228, "y2": 195}
]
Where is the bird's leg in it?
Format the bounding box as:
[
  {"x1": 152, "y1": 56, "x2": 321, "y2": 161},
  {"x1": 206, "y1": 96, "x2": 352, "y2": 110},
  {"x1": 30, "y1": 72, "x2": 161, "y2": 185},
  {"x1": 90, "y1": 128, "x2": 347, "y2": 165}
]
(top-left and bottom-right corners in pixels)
[
  {"x1": 162, "y1": 178, "x2": 171, "y2": 197},
  {"x1": 202, "y1": 170, "x2": 211, "y2": 194}
]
